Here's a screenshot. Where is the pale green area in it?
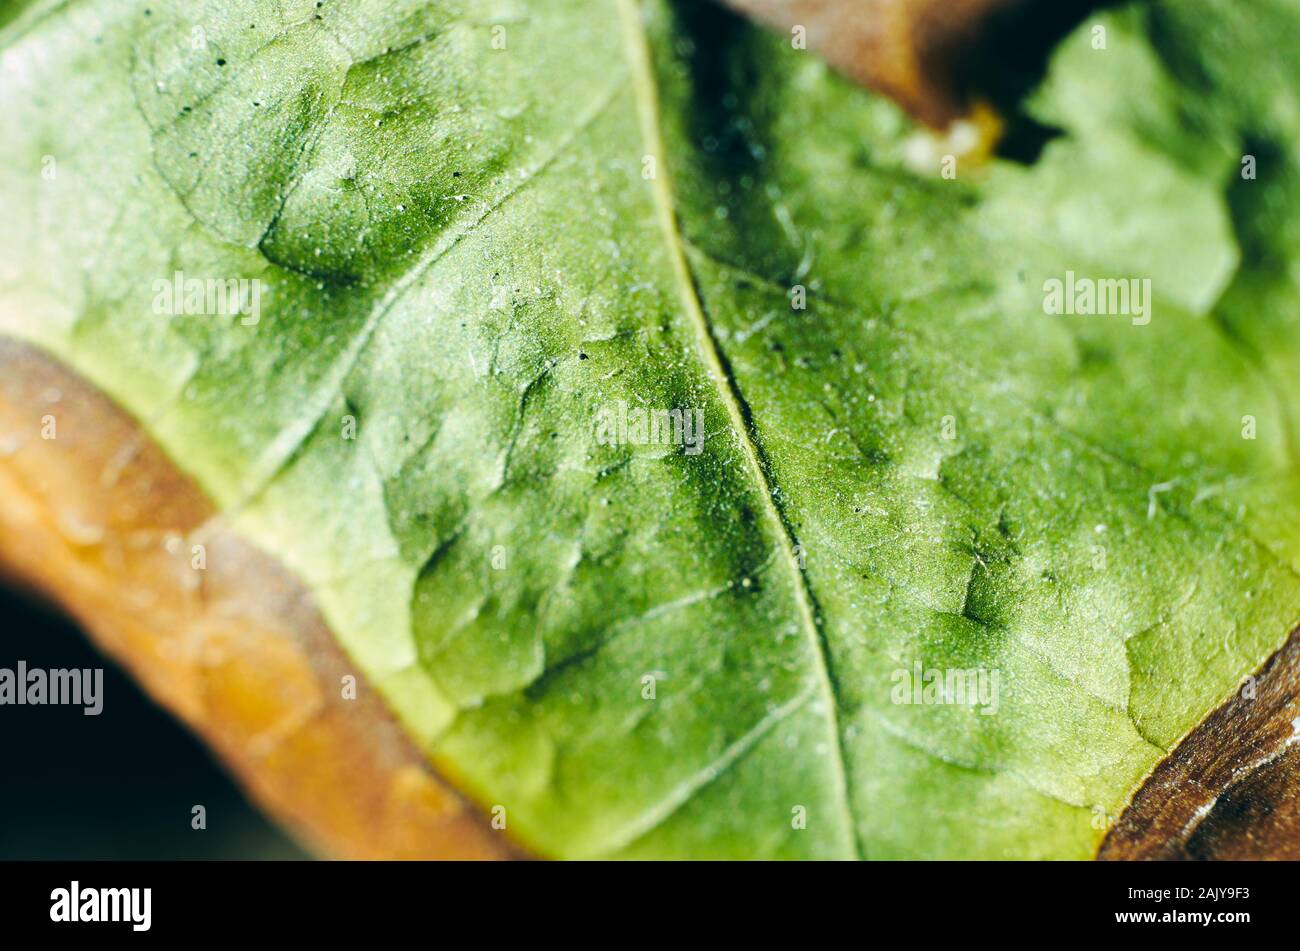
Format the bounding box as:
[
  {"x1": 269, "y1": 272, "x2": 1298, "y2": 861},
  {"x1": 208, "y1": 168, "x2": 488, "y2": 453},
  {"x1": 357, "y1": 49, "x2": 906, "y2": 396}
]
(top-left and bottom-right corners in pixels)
[{"x1": 2, "y1": 0, "x2": 1299, "y2": 858}]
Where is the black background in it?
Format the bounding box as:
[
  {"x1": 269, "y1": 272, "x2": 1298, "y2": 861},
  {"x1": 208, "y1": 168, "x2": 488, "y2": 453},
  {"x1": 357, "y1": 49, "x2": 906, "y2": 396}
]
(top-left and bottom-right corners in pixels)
[{"x1": 0, "y1": 582, "x2": 305, "y2": 860}]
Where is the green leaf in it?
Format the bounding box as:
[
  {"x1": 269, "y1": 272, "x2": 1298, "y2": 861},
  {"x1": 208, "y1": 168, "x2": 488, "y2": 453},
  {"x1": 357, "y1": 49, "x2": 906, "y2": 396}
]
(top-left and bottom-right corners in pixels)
[{"x1": 3, "y1": 0, "x2": 1299, "y2": 858}]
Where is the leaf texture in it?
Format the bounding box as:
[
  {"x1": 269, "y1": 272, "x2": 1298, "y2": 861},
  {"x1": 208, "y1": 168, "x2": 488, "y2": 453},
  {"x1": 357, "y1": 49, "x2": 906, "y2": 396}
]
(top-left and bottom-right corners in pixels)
[{"x1": 2, "y1": 0, "x2": 1300, "y2": 858}]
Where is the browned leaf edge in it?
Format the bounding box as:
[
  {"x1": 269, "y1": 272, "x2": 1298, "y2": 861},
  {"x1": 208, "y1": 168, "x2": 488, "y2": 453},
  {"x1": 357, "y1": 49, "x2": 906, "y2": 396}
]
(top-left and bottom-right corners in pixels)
[{"x1": 1099, "y1": 624, "x2": 1300, "y2": 859}]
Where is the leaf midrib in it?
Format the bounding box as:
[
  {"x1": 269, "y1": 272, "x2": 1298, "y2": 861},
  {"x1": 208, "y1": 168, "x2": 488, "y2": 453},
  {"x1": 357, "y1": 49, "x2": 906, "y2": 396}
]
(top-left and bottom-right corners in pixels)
[{"x1": 617, "y1": 0, "x2": 861, "y2": 859}]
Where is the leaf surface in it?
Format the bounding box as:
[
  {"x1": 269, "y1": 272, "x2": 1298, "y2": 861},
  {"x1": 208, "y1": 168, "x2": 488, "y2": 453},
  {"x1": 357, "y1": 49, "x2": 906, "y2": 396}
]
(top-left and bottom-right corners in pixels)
[{"x1": 2, "y1": 0, "x2": 1300, "y2": 858}]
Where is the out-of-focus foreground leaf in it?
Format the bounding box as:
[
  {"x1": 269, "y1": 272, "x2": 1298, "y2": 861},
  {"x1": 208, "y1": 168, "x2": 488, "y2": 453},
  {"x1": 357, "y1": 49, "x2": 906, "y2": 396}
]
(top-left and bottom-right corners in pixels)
[{"x1": 2, "y1": 0, "x2": 1300, "y2": 858}]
